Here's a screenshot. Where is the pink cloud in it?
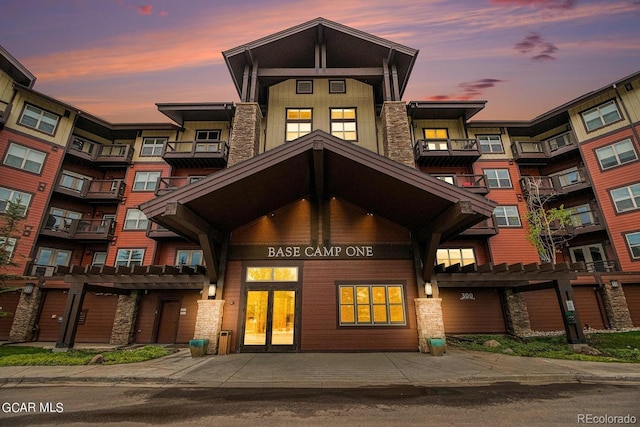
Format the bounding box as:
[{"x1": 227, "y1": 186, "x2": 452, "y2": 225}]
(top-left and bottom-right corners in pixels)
[
  {"x1": 425, "y1": 79, "x2": 505, "y2": 101},
  {"x1": 138, "y1": 5, "x2": 153, "y2": 15},
  {"x1": 491, "y1": 0, "x2": 577, "y2": 9}
]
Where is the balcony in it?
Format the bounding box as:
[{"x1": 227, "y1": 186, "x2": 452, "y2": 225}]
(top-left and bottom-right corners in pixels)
[
  {"x1": 459, "y1": 215, "x2": 499, "y2": 237},
  {"x1": 454, "y1": 174, "x2": 489, "y2": 194},
  {"x1": 162, "y1": 140, "x2": 229, "y2": 168},
  {"x1": 54, "y1": 173, "x2": 125, "y2": 202},
  {"x1": 520, "y1": 168, "x2": 591, "y2": 198},
  {"x1": 68, "y1": 137, "x2": 134, "y2": 166},
  {"x1": 584, "y1": 260, "x2": 617, "y2": 273},
  {"x1": 41, "y1": 216, "x2": 115, "y2": 241},
  {"x1": 543, "y1": 206, "x2": 606, "y2": 236},
  {"x1": 146, "y1": 221, "x2": 181, "y2": 240},
  {"x1": 511, "y1": 131, "x2": 578, "y2": 164},
  {"x1": 414, "y1": 138, "x2": 480, "y2": 166},
  {"x1": 155, "y1": 176, "x2": 205, "y2": 196},
  {"x1": 0, "y1": 101, "x2": 11, "y2": 128}
]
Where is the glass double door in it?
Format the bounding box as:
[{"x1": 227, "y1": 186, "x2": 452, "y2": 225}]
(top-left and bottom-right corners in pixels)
[{"x1": 242, "y1": 287, "x2": 298, "y2": 352}]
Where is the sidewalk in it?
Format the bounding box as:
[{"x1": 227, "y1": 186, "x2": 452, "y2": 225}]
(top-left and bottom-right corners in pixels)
[{"x1": 1, "y1": 346, "x2": 640, "y2": 388}]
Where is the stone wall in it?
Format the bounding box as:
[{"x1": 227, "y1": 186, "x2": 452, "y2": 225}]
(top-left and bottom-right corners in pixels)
[
  {"x1": 414, "y1": 298, "x2": 445, "y2": 353},
  {"x1": 502, "y1": 288, "x2": 532, "y2": 336},
  {"x1": 193, "y1": 299, "x2": 225, "y2": 354},
  {"x1": 110, "y1": 291, "x2": 140, "y2": 345},
  {"x1": 599, "y1": 282, "x2": 633, "y2": 330},
  {"x1": 228, "y1": 102, "x2": 262, "y2": 167},
  {"x1": 380, "y1": 101, "x2": 415, "y2": 169},
  {"x1": 9, "y1": 287, "x2": 43, "y2": 342}
]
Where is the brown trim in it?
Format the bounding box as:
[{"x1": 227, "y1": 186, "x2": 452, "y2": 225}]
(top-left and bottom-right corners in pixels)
[
  {"x1": 2, "y1": 141, "x2": 48, "y2": 177},
  {"x1": 16, "y1": 102, "x2": 61, "y2": 137},
  {"x1": 481, "y1": 167, "x2": 513, "y2": 189},
  {"x1": 335, "y1": 280, "x2": 409, "y2": 329},
  {"x1": 493, "y1": 204, "x2": 523, "y2": 228},
  {"x1": 139, "y1": 137, "x2": 168, "y2": 157},
  {"x1": 591, "y1": 136, "x2": 639, "y2": 173},
  {"x1": 606, "y1": 181, "x2": 640, "y2": 216},
  {"x1": 579, "y1": 98, "x2": 625, "y2": 134},
  {"x1": 295, "y1": 80, "x2": 313, "y2": 94},
  {"x1": 0, "y1": 184, "x2": 35, "y2": 216},
  {"x1": 329, "y1": 107, "x2": 358, "y2": 143},
  {"x1": 285, "y1": 107, "x2": 313, "y2": 142},
  {"x1": 132, "y1": 170, "x2": 163, "y2": 192},
  {"x1": 476, "y1": 134, "x2": 505, "y2": 154},
  {"x1": 228, "y1": 244, "x2": 412, "y2": 260},
  {"x1": 622, "y1": 229, "x2": 640, "y2": 262}
]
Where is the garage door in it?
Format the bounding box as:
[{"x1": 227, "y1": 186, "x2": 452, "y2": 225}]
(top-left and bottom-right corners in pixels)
[{"x1": 440, "y1": 288, "x2": 506, "y2": 334}]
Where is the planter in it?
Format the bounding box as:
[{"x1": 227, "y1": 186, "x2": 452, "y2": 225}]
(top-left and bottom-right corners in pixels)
[{"x1": 189, "y1": 339, "x2": 210, "y2": 357}]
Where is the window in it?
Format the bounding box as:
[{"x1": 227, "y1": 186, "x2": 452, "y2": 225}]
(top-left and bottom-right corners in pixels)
[
  {"x1": 436, "y1": 248, "x2": 476, "y2": 267},
  {"x1": 484, "y1": 169, "x2": 512, "y2": 188},
  {"x1": 35, "y1": 247, "x2": 71, "y2": 267},
  {"x1": 46, "y1": 208, "x2": 81, "y2": 232},
  {"x1": 140, "y1": 138, "x2": 166, "y2": 156},
  {"x1": 176, "y1": 249, "x2": 204, "y2": 267},
  {"x1": 569, "y1": 244, "x2": 610, "y2": 272},
  {"x1": 329, "y1": 80, "x2": 346, "y2": 94},
  {"x1": 0, "y1": 187, "x2": 31, "y2": 216},
  {"x1": 195, "y1": 130, "x2": 221, "y2": 141},
  {"x1": 569, "y1": 204, "x2": 595, "y2": 227},
  {"x1": 478, "y1": 135, "x2": 503, "y2": 153},
  {"x1": 611, "y1": 183, "x2": 640, "y2": 213},
  {"x1": 494, "y1": 206, "x2": 521, "y2": 227},
  {"x1": 554, "y1": 168, "x2": 584, "y2": 188},
  {"x1": 582, "y1": 100, "x2": 622, "y2": 131},
  {"x1": 296, "y1": 80, "x2": 313, "y2": 94},
  {"x1": 0, "y1": 238, "x2": 17, "y2": 264},
  {"x1": 595, "y1": 139, "x2": 638, "y2": 170},
  {"x1": 58, "y1": 170, "x2": 90, "y2": 192},
  {"x1": 92, "y1": 252, "x2": 107, "y2": 267},
  {"x1": 246, "y1": 266, "x2": 298, "y2": 282},
  {"x1": 115, "y1": 249, "x2": 145, "y2": 267},
  {"x1": 133, "y1": 171, "x2": 161, "y2": 191},
  {"x1": 338, "y1": 284, "x2": 406, "y2": 326},
  {"x1": 19, "y1": 104, "x2": 59, "y2": 135},
  {"x1": 330, "y1": 108, "x2": 357, "y2": 141},
  {"x1": 4, "y1": 143, "x2": 46, "y2": 174},
  {"x1": 423, "y1": 129, "x2": 448, "y2": 139},
  {"x1": 123, "y1": 208, "x2": 148, "y2": 230},
  {"x1": 546, "y1": 132, "x2": 573, "y2": 151},
  {"x1": 625, "y1": 232, "x2": 640, "y2": 260},
  {"x1": 433, "y1": 175, "x2": 455, "y2": 185},
  {"x1": 286, "y1": 108, "x2": 312, "y2": 141}
]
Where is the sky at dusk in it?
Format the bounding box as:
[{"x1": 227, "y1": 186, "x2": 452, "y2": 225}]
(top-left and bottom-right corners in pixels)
[{"x1": 1, "y1": 0, "x2": 639, "y2": 124}]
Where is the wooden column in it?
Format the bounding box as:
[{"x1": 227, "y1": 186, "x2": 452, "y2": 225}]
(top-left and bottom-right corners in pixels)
[
  {"x1": 55, "y1": 282, "x2": 86, "y2": 351},
  {"x1": 554, "y1": 279, "x2": 586, "y2": 344}
]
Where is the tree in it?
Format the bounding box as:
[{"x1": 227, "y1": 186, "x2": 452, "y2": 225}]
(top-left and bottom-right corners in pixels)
[
  {"x1": 0, "y1": 199, "x2": 27, "y2": 318},
  {"x1": 523, "y1": 176, "x2": 575, "y2": 264}
]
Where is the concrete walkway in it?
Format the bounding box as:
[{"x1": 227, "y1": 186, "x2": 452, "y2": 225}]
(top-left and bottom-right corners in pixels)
[{"x1": 1, "y1": 346, "x2": 640, "y2": 388}]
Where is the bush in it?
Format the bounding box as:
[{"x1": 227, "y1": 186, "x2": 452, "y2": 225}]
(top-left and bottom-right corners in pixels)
[{"x1": 0, "y1": 345, "x2": 173, "y2": 366}]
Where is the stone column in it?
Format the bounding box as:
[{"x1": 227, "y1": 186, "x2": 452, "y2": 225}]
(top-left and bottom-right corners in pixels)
[
  {"x1": 380, "y1": 101, "x2": 415, "y2": 169},
  {"x1": 110, "y1": 291, "x2": 141, "y2": 345},
  {"x1": 599, "y1": 282, "x2": 633, "y2": 330},
  {"x1": 414, "y1": 298, "x2": 445, "y2": 353},
  {"x1": 502, "y1": 288, "x2": 532, "y2": 337},
  {"x1": 193, "y1": 299, "x2": 225, "y2": 354},
  {"x1": 9, "y1": 287, "x2": 43, "y2": 342},
  {"x1": 227, "y1": 102, "x2": 262, "y2": 167}
]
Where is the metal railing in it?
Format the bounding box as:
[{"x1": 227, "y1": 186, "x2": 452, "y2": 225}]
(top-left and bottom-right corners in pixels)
[
  {"x1": 56, "y1": 174, "x2": 125, "y2": 200},
  {"x1": 68, "y1": 137, "x2": 134, "y2": 164},
  {"x1": 520, "y1": 168, "x2": 589, "y2": 196},
  {"x1": 43, "y1": 216, "x2": 115, "y2": 240},
  {"x1": 511, "y1": 131, "x2": 577, "y2": 160}
]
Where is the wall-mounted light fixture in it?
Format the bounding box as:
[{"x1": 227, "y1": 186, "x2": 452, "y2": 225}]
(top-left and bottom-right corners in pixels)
[
  {"x1": 610, "y1": 279, "x2": 620, "y2": 288},
  {"x1": 208, "y1": 284, "x2": 217, "y2": 299},
  {"x1": 425, "y1": 282, "x2": 433, "y2": 298}
]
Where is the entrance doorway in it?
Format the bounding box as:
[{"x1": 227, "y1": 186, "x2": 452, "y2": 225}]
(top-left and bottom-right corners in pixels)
[
  {"x1": 155, "y1": 299, "x2": 180, "y2": 343},
  {"x1": 240, "y1": 265, "x2": 301, "y2": 352}
]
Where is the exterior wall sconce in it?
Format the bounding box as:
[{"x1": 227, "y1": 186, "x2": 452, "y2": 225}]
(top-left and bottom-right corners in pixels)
[
  {"x1": 610, "y1": 279, "x2": 620, "y2": 288},
  {"x1": 23, "y1": 283, "x2": 35, "y2": 294},
  {"x1": 425, "y1": 282, "x2": 433, "y2": 298},
  {"x1": 517, "y1": 194, "x2": 523, "y2": 202},
  {"x1": 208, "y1": 284, "x2": 217, "y2": 299}
]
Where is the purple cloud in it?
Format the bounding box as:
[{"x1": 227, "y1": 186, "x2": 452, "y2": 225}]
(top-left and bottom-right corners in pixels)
[
  {"x1": 491, "y1": 0, "x2": 577, "y2": 10},
  {"x1": 426, "y1": 79, "x2": 505, "y2": 101},
  {"x1": 514, "y1": 32, "x2": 558, "y2": 61}
]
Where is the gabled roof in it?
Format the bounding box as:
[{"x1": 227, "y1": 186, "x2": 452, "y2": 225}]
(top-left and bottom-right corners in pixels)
[
  {"x1": 223, "y1": 18, "x2": 419, "y2": 105},
  {"x1": 156, "y1": 102, "x2": 235, "y2": 126},
  {"x1": 140, "y1": 131, "x2": 495, "y2": 243}
]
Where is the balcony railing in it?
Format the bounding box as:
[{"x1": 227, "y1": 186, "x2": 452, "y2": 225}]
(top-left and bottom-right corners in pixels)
[
  {"x1": 459, "y1": 215, "x2": 499, "y2": 237},
  {"x1": 454, "y1": 174, "x2": 489, "y2": 194},
  {"x1": 543, "y1": 207, "x2": 606, "y2": 236},
  {"x1": 520, "y1": 168, "x2": 590, "y2": 197},
  {"x1": 584, "y1": 260, "x2": 617, "y2": 273},
  {"x1": 41, "y1": 216, "x2": 115, "y2": 241},
  {"x1": 414, "y1": 138, "x2": 480, "y2": 166},
  {"x1": 54, "y1": 174, "x2": 125, "y2": 202},
  {"x1": 162, "y1": 140, "x2": 229, "y2": 168},
  {"x1": 511, "y1": 131, "x2": 578, "y2": 164},
  {"x1": 146, "y1": 221, "x2": 181, "y2": 239},
  {"x1": 155, "y1": 176, "x2": 205, "y2": 196},
  {"x1": 68, "y1": 137, "x2": 134, "y2": 166}
]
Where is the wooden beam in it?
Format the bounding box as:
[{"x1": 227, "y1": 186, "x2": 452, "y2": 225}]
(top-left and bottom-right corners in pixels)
[
  {"x1": 249, "y1": 59, "x2": 259, "y2": 103},
  {"x1": 198, "y1": 231, "x2": 218, "y2": 283},
  {"x1": 162, "y1": 202, "x2": 223, "y2": 243},
  {"x1": 258, "y1": 67, "x2": 384, "y2": 78},
  {"x1": 417, "y1": 201, "x2": 475, "y2": 242},
  {"x1": 214, "y1": 233, "x2": 230, "y2": 300},
  {"x1": 391, "y1": 63, "x2": 400, "y2": 101},
  {"x1": 422, "y1": 232, "x2": 441, "y2": 282},
  {"x1": 382, "y1": 59, "x2": 391, "y2": 101},
  {"x1": 312, "y1": 140, "x2": 325, "y2": 199},
  {"x1": 241, "y1": 64, "x2": 250, "y2": 102},
  {"x1": 555, "y1": 279, "x2": 586, "y2": 344},
  {"x1": 55, "y1": 282, "x2": 86, "y2": 350},
  {"x1": 411, "y1": 233, "x2": 425, "y2": 298}
]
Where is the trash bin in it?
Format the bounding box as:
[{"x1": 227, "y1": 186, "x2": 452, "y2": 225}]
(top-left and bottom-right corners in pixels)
[
  {"x1": 427, "y1": 337, "x2": 446, "y2": 356},
  {"x1": 218, "y1": 330, "x2": 232, "y2": 355},
  {"x1": 189, "y1": 339, "x2": 209, "y2": 357}
]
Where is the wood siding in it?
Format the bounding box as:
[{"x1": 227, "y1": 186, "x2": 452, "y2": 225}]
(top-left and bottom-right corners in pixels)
[
  {"x1": 134, "y1": 290, "x2": 200, "y2": 344},
  {"x1": 232, "y1": 200, "x2": 312, "y2": 245},
  {"x1": 75, "y1": 292, "x2": 119, "y2": 343},
  {"x1": 265, "y1": 79, "x2": 378, "y2": 154},
  {"x1": 329, "y1": 199, "x2": 410, "y2": 244},
  {"x1": 624, "y1": 284, "x2": 640, "y2": 327},
  {"x1": 440, "y1": 288, "x2": 506, "y2": 334},
  {"x1": 9, "y1": 92, "x2": 76, "y2": 148},
  {"x1": 525, "y1": 286, "x2": 605, "y2": 331}
]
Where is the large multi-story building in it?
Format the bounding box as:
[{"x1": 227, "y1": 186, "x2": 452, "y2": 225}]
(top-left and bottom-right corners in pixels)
[{"x1": 1, "y1": 18, "x2": 638, "y2": 353}]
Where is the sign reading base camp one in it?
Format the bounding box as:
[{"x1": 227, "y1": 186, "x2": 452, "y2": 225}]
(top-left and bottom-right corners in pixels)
[{"x1": 228, "y1": 244, "x2": 412, "y2": 260}]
